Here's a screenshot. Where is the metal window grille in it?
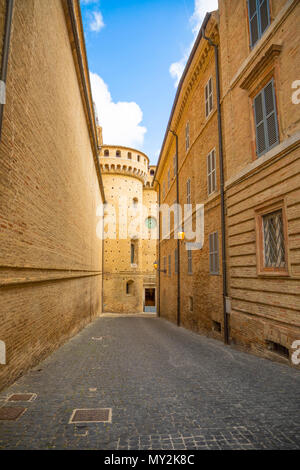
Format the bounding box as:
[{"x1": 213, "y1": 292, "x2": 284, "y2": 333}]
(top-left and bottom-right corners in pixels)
[
  {"x1": 207, "y1": 149, "x2": 217, "y2": 195},
  {"x1": 263, "y1": 210, "x2": 286, "y2": 268},
  {"x1": 205, "y1": 77, "x2": 213, "y2": 117},
  {"x1": 168, "y1": 254, "x2": 171, "y2": 276}
]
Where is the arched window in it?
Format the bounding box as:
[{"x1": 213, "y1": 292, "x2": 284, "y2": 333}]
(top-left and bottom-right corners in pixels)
[
  {"x1": 150, "y1": 169, "x2": 154, "y2": 176},
  {"x1": 126, "y1": 280, "x2": 134, "y2": 295},
  {"x1": 133, "y1": 197, "x2": 138, "y2": 208},
  {"x1": 128, "y1": 152, "x2": 132, "y2": 159},
  {"x1": 137, "y1": 155, "x2": 140, "y2": 162},
  {"x1": 104, "y1": 149, "x2": 109, "y2": 156},
  {"x1": 116, "y1": 150, "x2": 121, "y2": 157}
]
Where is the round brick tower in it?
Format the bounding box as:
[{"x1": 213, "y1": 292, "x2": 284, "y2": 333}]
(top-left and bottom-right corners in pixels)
[{"x1": 99, "y1": 145, "x2": 157, "y2": 313}]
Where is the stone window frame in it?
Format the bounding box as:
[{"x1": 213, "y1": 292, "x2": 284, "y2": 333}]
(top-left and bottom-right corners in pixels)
[{"x1": 255, "y1": 198, "x2": 290, "y2": 277}]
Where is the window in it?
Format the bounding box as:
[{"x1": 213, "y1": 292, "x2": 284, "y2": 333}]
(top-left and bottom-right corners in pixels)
[
  {"x1": 263, "y1": 210, "x2": 286, "y2": 268},
  {"x1": 248, "y1": 0, "x2": 270, "y2": 48},
  {"x1": 254, "y1": 79, "x2": 279, "y2": 157},
  {"x1": 209, "y1": 232, "x2": 219, "y2": 274},
  {"x1": 173, "y1": 154, "x2": 176, "y2": 177},
  {"x1": 133, "y1": 197, "x2": 138, "y2": 208},
  {"x1": 187, "y1": 249, "x2": 192, "y2": 274},
  {"x1": 185, "y1": 122, "x2": 190, "y2": 151},
  {"x1": 137, "y1": 155, "x2": 140, "y2": 162},
  {"x1": 150, "y1": 169, "x2": 154, "y2": 176},
  {"x1": 205, "y1": 77, "x2": 213, "y2": 117},
  {"x1": 104, "y1": 149, "x2": 109, "y2": 156},
  {"x1": 207, "y1": 149, "x2": 217, "y2": 195},
  {"x1": 145, "y1": 217, "x2": 157, "y2": 230},
  {"x1": 130, "y1": 243, "x2": 135, "y2": 264},
  {"x1": 186, "y1": 178, "x2": 191, "y2": 205},
  {"x1": 126, "y1": 280, "x2": 134, "y2": 295},
  {"x1": 174, "y1": 248, "x2": 178, "y2": 274},
  {"x1": 189, "y1": 296, "x2": 193, "y2": 312},
  {"x1": 128, "y1": 152, "x2": 132, "y2": 159},
  {"x1": 116, "y1": 150, "x2": 121, "y2": 157},
  {"x1": 168, "y1": 254, "x2": 171, "y2": 276},
  {"x1": 163, "y1": 256, "x2": 167, "y2": 274},
  {"x1": 168, "y1": 169, "x2": 170, "y2": 189}
]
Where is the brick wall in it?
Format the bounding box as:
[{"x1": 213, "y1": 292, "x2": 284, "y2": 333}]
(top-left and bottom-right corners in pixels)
[{"x1": 0, "y1": 0, "x2": 104, "y2": 390}]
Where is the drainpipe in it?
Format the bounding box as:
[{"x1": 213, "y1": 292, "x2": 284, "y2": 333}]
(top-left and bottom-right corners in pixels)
[
  {"x1": 153, "y1": 178, "x2": 161, "y2": 317},
  {"x1": 0, "y1": 0, "x2": 14, "y2": 141},
  {"x1": 201, "y1": 27, "x2": 229, "y2": 345},
  {"x1": 168, "y1": 129, "x2": 180, "y2": 327}
]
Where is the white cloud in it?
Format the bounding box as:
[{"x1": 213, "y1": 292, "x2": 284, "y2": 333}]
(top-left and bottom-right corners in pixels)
[
  {"x1": 89, "y1": 11, "x2": 105, "y2": 32},
  {"x1": 169, "y1": 0, "x2": 218, "y2": 87},
  {"x1": 90, "y1": 72, "x2": 147, "y2": 148}
]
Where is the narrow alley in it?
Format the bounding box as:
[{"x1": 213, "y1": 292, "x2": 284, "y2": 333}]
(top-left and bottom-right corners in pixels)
[{"x1": 0, "y1": 315, "x2": 299, "y2": 450}]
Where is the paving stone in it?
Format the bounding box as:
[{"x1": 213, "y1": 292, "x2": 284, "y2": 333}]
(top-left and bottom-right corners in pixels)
[{"x1": 0, "y1": 316, "x2": 299, "y2": 449}]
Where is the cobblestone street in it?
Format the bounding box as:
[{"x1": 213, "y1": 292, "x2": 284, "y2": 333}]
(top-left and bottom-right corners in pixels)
[{"x1": 0, "y1": 315, "x2": 299, "y2": 450}]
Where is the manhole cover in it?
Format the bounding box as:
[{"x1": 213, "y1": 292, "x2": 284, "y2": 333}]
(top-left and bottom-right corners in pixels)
[
  {"x1": 7, "y1": 393, "x2": 36, "y2": 402},
  {"x1": 0, "y1": 407, "x2": 27, "y2": 421},
  {"x1": 69, "y1": 408, "x2": 112, "y2": 424}
]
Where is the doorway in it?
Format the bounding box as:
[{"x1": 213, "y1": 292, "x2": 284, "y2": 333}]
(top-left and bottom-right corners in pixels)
[{"x1": 144, "y1": 288, "x2": 156, "y2": 312}]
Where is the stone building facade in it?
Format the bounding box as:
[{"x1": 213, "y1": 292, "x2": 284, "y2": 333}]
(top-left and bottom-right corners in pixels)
[
  {"x1": 219, "y1": 0, "x2": 300, "y2": 365},
  {"x1": 154, "y1": 13, "x2": 224, "y2": 338},
  {"x1": 0, "y1": 0, "x2": 105, "y2": 390},
  {"x1": 99, "y1": 145, "x2": 157, "y2": 314},
  {"x1": 154, "y1": 0, "x2": 300, "y2": 367}
]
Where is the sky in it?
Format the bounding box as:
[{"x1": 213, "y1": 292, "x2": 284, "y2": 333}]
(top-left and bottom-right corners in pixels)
[{"x1": 80, "y1": 0, "x2": 218, "y2": 164}]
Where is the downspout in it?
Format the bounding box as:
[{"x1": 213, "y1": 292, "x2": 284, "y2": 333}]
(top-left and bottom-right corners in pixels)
[
  {"x1": 153, "y1": 178, "x2": 161, "y2": 317},
  {"x1": 168, "y1": 129, "x2": 180, "y2": 327},
  {"x1": 0, "y1": 0, "x2": 14, "y2": 141},
  {"x1": 202, "y1": 27, "x2": 229, "y2": 344}
]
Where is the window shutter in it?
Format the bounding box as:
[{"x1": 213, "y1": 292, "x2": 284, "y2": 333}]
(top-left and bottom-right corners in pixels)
[
  {"x1": 214, "y1": 232, "x2": 219, "y2": 273},
  {"x1": 259, "y1": 0, "x2": 270, "y2": 35},
  {"x1": 209, "y1": 78, "x2": 213, "y2": 111},
  {"x1": 264, "y1": 80, "x2": 279, "y2": 149},
  {"x1": 254, "y1": 91, "x2": 266, "y2": 156},
  {"x1": 207, "y1": 153, "x2": 211, "y2": 195},
  {"x1": 248, "y1": 0, "x2": 259, "y2": 47},
  {"x1": 212, "y1": 150, "x2": 216, "y2": 192}
]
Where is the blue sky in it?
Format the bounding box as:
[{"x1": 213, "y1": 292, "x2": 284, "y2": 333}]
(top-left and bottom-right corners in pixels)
[{"x1": 80, "y1": 0, "x2": 218, "y2": 164}]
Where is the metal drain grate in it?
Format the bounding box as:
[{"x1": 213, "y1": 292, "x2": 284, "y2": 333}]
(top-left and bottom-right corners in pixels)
[
  {"x1": 0, "y1": 407, "x2": 27, "y2": 421},
  {"x1": 7, "y1": 393, "x2": 36, "y2": 402},
  {"x1": 69, "y1": 408, "x2": 112, "y2": 424}
]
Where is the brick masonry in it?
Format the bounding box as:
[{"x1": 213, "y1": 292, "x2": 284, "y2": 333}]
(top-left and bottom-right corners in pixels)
[{"x1": 0, "y1": 0, "x2": 104, "y2": 391}]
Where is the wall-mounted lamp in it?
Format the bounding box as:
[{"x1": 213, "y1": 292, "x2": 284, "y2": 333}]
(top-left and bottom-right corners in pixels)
[
  {"x1": 153, "y1": 260, "x2": 166, "y2": 273},
  {"x1": 178, "y1": 231, "x2": 185, "y2": 240}
]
